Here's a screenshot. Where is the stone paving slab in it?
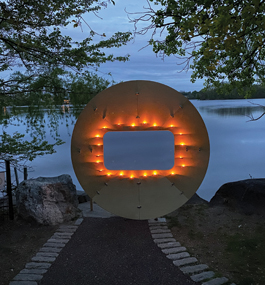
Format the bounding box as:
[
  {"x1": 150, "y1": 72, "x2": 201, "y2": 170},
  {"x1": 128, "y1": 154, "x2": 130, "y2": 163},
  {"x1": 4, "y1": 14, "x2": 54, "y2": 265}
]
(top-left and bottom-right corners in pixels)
[
  {"x1": 191, "y1": 271, "x2": 215, "y2": 282},
  {"x1": 39, "y1": 247, "x2": 62, "y2": 253},
  {"x1": 153, "y1": 238, "x2": 176, "y2": 244},
  {"x1": 43, "y1": 242, "x2": 65, "y2": 248},
  {"x1": 162, "y1": 246, "x2": 187, "y2": 255},
  {"x1": 157, "y1": 241, "x2": 181, "y2": 249},
  {"x1": 20, "y1": 269, "x2": 47, "y2": 275},
  {"x1": 13, "y1": 274, "x2": 43, "y2": 281},
  {"x1": 166, "y1": 252, "x2": 190, "y2": 260},
  {"x1": 150, "y1": 229, "x2": 171, "y2": 234},
  {"x1": 151, "y1": 233, "x2": 173, "y2": 239},
  {"x1": 180, "y1": 264, "x2": 209, "y2": 274},
  {"x1": 31, "y1": 256, "x2": 56, "y2": 262},
  {"x1": 10, "y1": 281, "x2": 38, "y2": 285},
  {"x1": 52, "y1": 233, "x2": 73, "y2": 238},
  {"x1": 201, "y1": 277, "x2": 229, "y2": 285},
  {"x1": 47, "y1": 238, "x2": 69, "y2": 243},
  {"x1": 173, "y1": 257, "x2": 198, "y2": 267},
  {"x1": 149, "y1": 225, "x2": 169, "y2": 230},
  {"x1": 35, "y1": 252, "x2": 59, "y2": 258},
  {"x1": 25, "y1": 262, "x2": 51, "y2": 269}
]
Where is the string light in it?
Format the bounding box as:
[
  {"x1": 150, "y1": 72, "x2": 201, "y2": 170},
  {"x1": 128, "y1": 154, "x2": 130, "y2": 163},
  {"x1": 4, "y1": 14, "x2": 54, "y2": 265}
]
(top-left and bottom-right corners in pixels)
[
  {"x1": 153, "y1": 171, "x2": 157, "y2": 176},
  {"x1": 95, "y1": 134, "x2": 100, "y2": 137},
  {"x1": 119, "y1": 172, "x2": 124, "y2": 176},
  {"x1": 130, "y1": 175, "x2": 134, "y2": 179}
]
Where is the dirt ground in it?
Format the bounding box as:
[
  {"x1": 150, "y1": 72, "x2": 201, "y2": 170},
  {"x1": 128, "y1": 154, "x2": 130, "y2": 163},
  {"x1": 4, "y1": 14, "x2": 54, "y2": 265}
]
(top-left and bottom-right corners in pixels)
[
  {"x1": 0, "y1": 216, "x2": 58, "y2": 285},
  {"x1": 167, "y1": 203, "x2": 265, "y2": 285},
  {"x1": 1, "y1": 203, "x2": 264, "y2": 285}
]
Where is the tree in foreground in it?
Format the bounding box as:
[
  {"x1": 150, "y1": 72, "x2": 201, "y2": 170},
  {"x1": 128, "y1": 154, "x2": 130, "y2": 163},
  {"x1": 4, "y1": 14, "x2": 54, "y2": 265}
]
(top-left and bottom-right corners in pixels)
[
  {"x1": 131, "y1": 0, "x2": 265, "y2": 95},
  {"x1": 0, "y1": 0, "x2": 131, "y2": 170}
]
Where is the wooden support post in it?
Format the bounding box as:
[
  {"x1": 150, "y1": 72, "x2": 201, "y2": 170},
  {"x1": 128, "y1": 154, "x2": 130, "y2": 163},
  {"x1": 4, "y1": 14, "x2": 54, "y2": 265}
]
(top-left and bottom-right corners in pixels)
[
  {"x1": 5, "y1": 160, "x2": 14, "y2": 220},
  {"x1": 90, "y1": 198, "x2": 93, "y2": 211},
  {"x1": 14, "y1": 167, "x2": 19, "y2": 187},
  {"x1": 23, "y1": 167, "x2": 27, "y2": 180}
]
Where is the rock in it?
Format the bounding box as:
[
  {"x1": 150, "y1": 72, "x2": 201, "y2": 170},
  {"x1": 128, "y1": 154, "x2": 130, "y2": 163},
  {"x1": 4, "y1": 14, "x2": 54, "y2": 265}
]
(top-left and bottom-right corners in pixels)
[
  {"x1": 186, "y1": 193, "x2": 208, "y2": 205},
  {"x1": 76, "y1": 190, "x2": 90, "y2": 203},
  {"x1": 16, "y1": 175, "x2": 80, "y2": 225},
  {"x1": 210, "y1": 179, "x2": 265, "y2": 215}
]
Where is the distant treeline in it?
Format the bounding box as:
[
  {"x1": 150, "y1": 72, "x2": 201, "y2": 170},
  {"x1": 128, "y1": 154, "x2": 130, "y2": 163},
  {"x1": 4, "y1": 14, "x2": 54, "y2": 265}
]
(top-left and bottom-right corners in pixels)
[{"x1": 181, "y1": 85, "x2": 265, "y2": 100}]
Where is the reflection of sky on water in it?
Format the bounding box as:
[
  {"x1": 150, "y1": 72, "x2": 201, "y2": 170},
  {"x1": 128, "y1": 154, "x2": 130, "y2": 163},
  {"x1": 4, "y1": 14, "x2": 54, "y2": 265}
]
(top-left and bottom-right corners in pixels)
[{"x1": 103, "y1": 131, "x2": 174, "y2": 170}]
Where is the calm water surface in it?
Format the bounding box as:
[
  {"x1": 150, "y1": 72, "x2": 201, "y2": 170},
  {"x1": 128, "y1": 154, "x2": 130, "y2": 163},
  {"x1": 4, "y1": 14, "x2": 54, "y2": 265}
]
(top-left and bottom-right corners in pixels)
[{"x1": 3, "y1": 99, "x2": 265, "y2": 201}]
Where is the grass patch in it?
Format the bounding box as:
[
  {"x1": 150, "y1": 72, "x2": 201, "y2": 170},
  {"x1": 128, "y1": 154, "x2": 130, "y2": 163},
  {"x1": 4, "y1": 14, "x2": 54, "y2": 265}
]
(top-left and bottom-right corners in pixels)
[{"x1": 224, "y1": 226, "x2": 265, "y2": 285}]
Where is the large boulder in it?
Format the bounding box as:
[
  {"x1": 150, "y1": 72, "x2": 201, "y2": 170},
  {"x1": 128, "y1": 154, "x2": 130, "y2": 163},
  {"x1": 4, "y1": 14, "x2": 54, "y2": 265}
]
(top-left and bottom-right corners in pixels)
[
  {"x1": 16, "y1": 174, "x2": 80, "y2": 225},
  {"x1": 210, "y1": 179, "x2": 265, "y2": 215}
]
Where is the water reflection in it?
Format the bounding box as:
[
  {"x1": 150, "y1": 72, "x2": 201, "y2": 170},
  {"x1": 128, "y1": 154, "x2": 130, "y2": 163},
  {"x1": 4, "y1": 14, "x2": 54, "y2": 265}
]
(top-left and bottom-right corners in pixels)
[
  {"x1": 198, "y1": 105, "x2": 265, "y2": 117},
  {"x1": 1, "y1": 99, "x2": 265, "y2": 202}
]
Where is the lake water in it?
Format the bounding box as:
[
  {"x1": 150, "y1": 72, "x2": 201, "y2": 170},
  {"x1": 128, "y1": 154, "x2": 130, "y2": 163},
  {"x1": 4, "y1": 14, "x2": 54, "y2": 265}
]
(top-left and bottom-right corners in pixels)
[{"x1": 2, "y1": 99, "x2": 265, "y2": 201}]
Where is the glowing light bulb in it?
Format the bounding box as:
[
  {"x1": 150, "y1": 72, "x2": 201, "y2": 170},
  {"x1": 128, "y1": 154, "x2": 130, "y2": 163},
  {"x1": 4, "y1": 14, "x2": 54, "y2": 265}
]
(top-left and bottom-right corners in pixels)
[
  {"x1": 180, "y1": 142, "x2": 185, "y2": 146},
  {"x1": 130, "y1": 175, "x2": 134, "y2": 179},
  {"x1": 171, "y1": 172, "x2": 175, "y2": 175},
  {"x1": 179, "y1": 156, "x2": 183, "y2": 159},
  {"x1": 97, "y1": 143, "x2": 101, "y2": 146},
  {"x1": 143, "y1": 173, "x2": 147, "y2": 177},
  {"x1": 99, "y1": 169, "x2": 103, "y2": 172},
  {"x1": 96, "y1": 160, "x2": 100, "y2": 164},
  {"x1": 182, "y1": 164, "x2": 186, "y2": 168},
  {"x1": 170, "y1": 125, "x2": 174, "y2": 127},
  {"x1": 103, "y1": 126, "x2": 107, "y2": 129},
  {"x1": 95, "y1": 134, "x2": 100, "y2": 138},
  {"x1": 179, "y1": 133, "x2": 183, "y2": 135},
  {"x1": 153, "y1": 123, "x2": 157, "y2": 127},
  {"x1": 119, "y1": 172, "x2": 123, "y2": 176},
  {"x1": 131, "y1": 123, "x2": 135, "y2": 127},
  {"x1": 143, "y1": 121, "x2": 147, "y2": 124},
  {"x1": 153, "y1": 171, "x2": 157, "y2": 176},
  {"x1": 107, "y1": 173, "x2": 111, "y2": 176}
]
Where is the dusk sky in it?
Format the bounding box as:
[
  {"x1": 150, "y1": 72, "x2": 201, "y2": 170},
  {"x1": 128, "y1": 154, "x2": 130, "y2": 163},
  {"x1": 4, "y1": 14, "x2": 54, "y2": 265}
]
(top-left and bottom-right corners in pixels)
[{"x1": 71, "y1": 0, "x2": 205, "y2": 92}]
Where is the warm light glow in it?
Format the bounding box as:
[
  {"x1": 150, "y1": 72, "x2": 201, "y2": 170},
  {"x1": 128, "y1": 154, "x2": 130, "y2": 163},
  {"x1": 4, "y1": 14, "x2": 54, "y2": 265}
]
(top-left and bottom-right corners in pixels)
[
  {"x1": 107, "y1": 173, "x2": 111, "y2": 176},
  {"x1": 179, "y1": 133, "x2": 183, "y2": 135},
  {"x1": 130, "y1": 175, "x2": 134, "y2": 179},
  {"x1": 95, "y1": 134, "x2": 100, "y2": 138},
  {"x1": 170, "y1": 125, "x2": 174, "y2": 127},
  {"x1": 131, "y1": 123, "x2": 135, "y2": 127},
  {"x1": 143, "y1": 173, "x2": 147, "y2": 177},
  {"x1": 171, "y1": 172, "x2": 175, "y2": 175},
  {"x1": 97, "y1": 143, "x2": 101, "y2": 146},
  {"x1": 179, "y1": 156, "x2": 183, "y2": 159},
  {"x1": 182, "y1": 164, "x2": 186, "y2": 168},
  {"x1": 103, "y1": 126, "x2": 107, "y2": 129},
  {"x1": 143, "y1": 121, "x2": 147, "y2": 124},
  {"x1": 180, "y1": 142, "x2": 185, "y2": 146},
  {"x1": 153, "y1": 123, "x2": 157, "y2": 127},
  {"x1": 117, "y1": 123, "x2": 121, "y2": 126},
  {"x1": 153, "y1": 171, "x2": 157, "y2": 175},
  {"x1": 119, "y1": 172, "x2": 124, "y2": 176},
  {"x1": 99, "y1": 169, "x2": 103, "y2": 172},
  {"x1": 96, "y1": 160, "x2": 100, "y2": 164}
]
